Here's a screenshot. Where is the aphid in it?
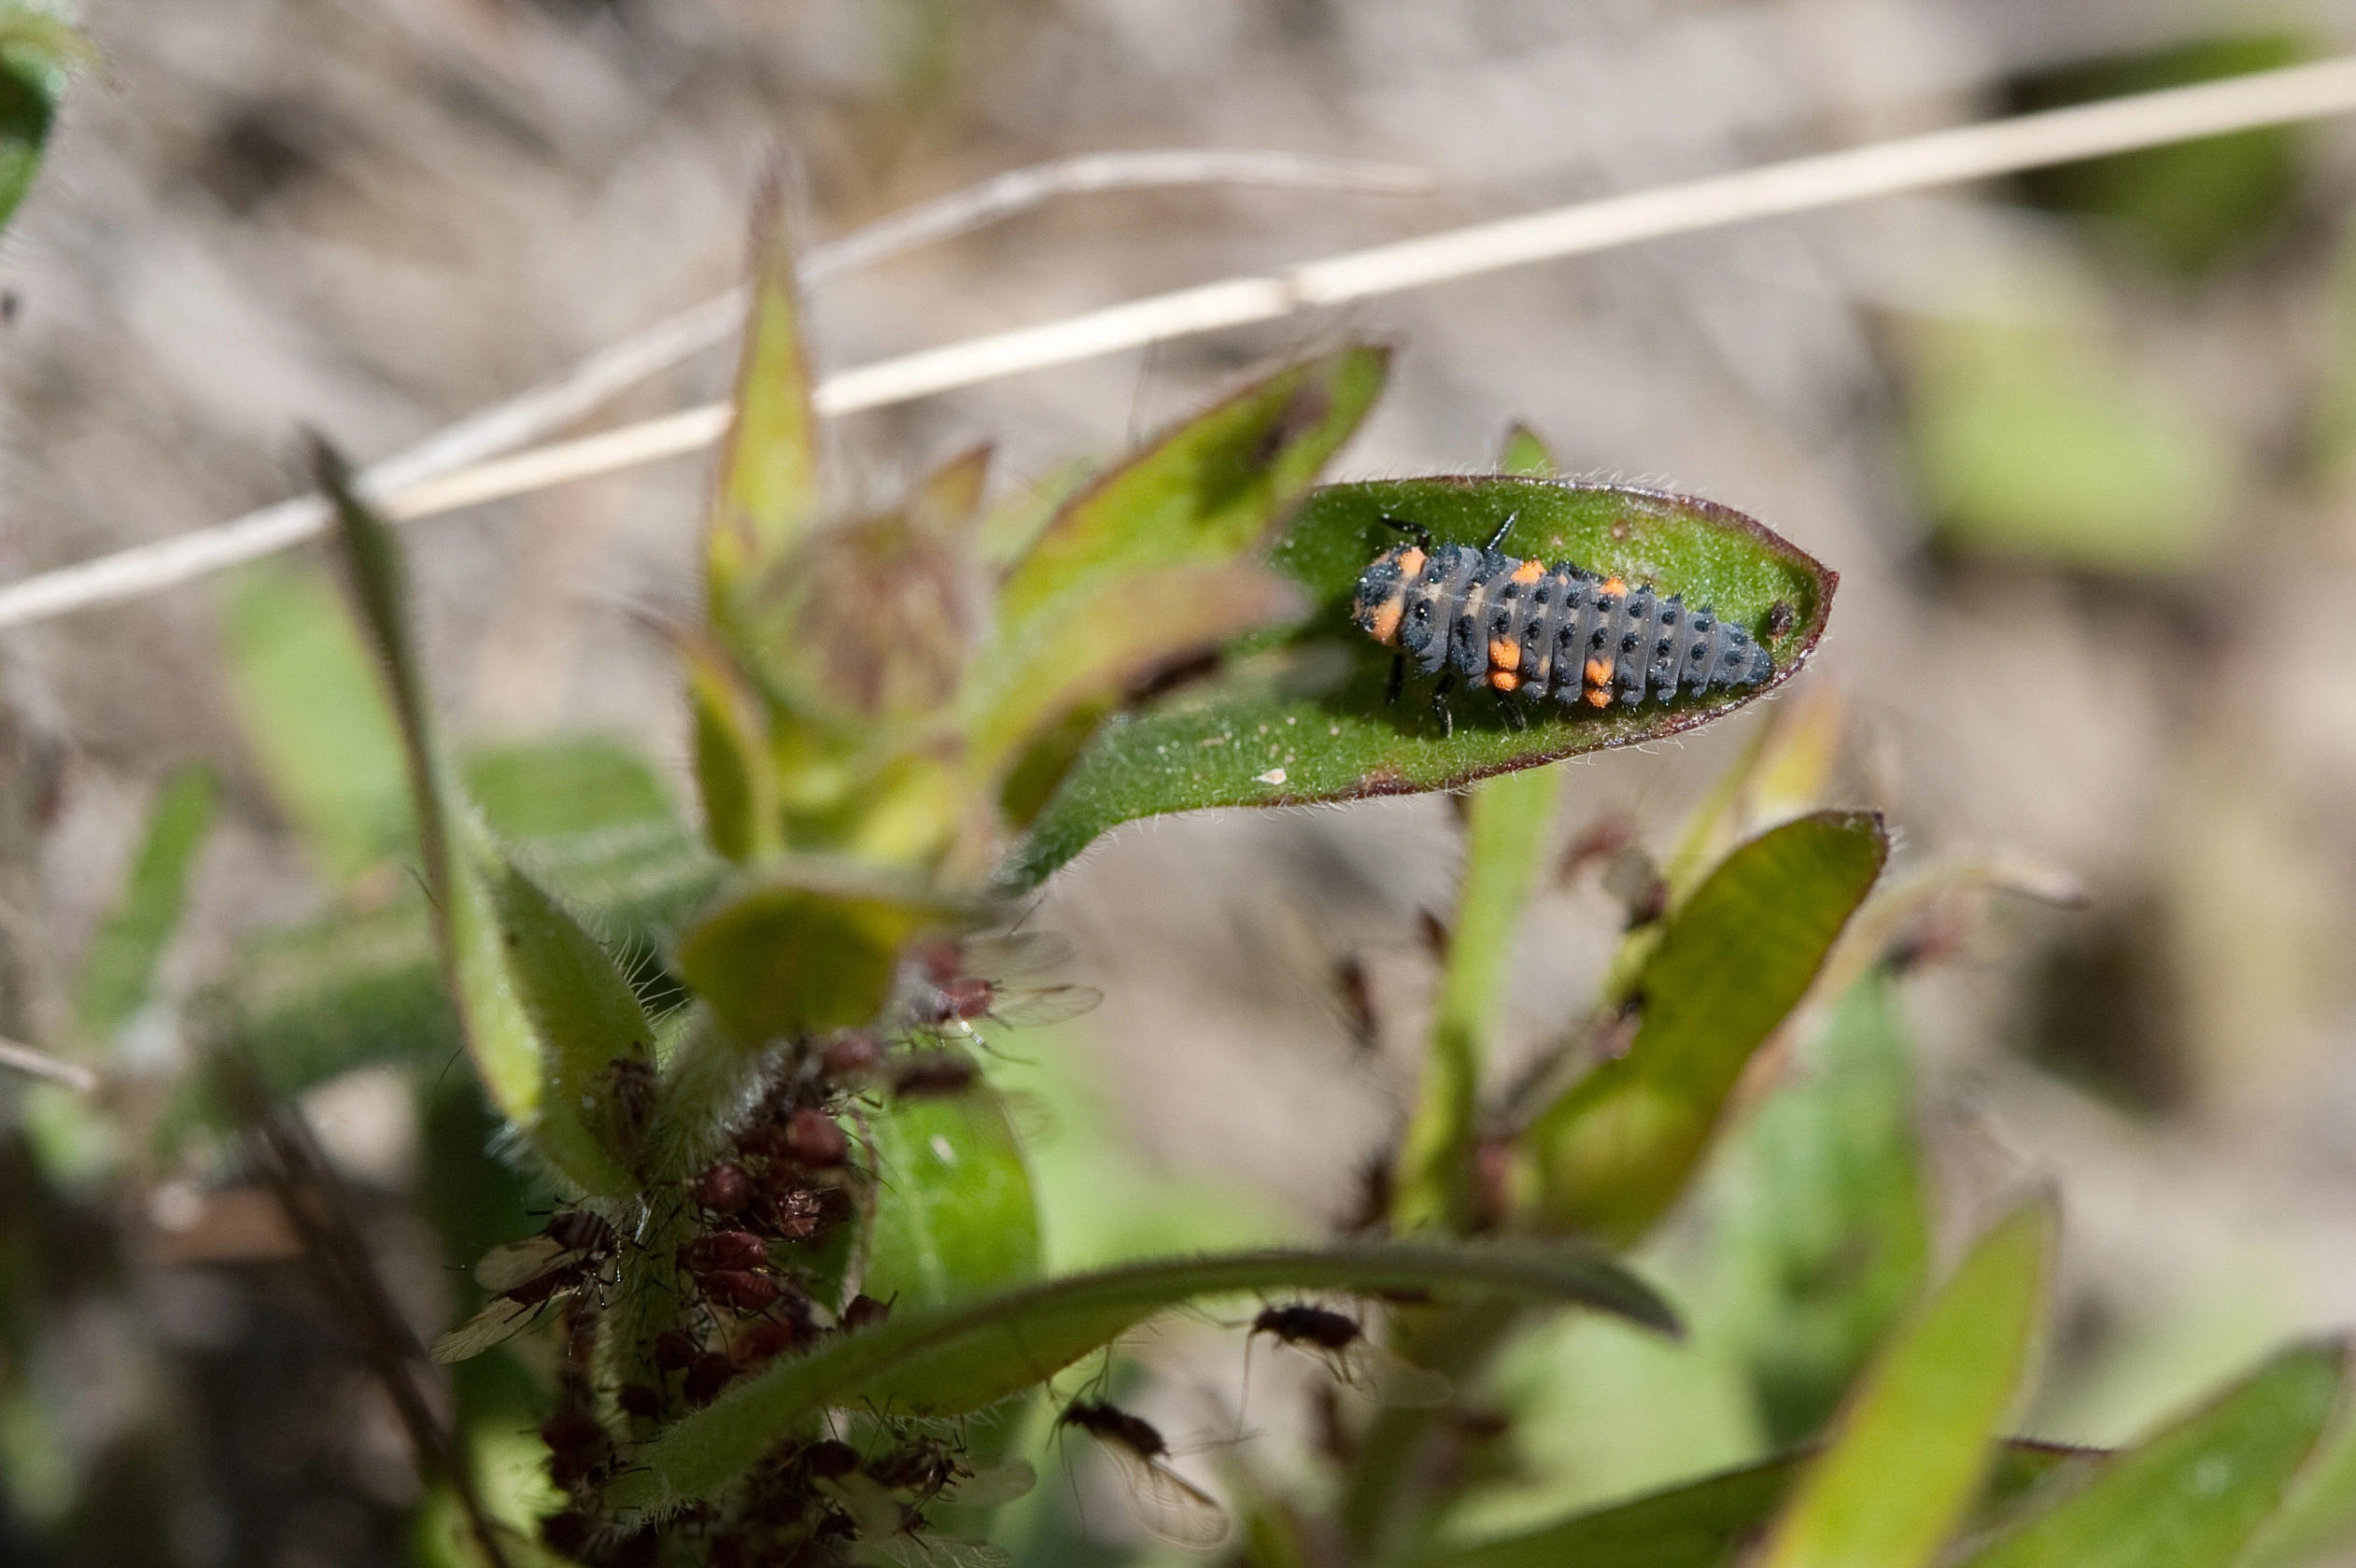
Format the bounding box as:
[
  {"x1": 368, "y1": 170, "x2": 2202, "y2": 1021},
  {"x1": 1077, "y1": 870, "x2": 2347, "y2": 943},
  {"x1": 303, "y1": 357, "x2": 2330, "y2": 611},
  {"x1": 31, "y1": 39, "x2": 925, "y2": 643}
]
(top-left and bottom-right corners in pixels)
[
  {"x1": 1249, "y1": 1303, "x2": 1451, "y2": 1407},
  {"x1": 899, "y1": 931, "x2": 1104, "y2": 1035},
  {"x1": 1057, "y1": 1398, "x2": 1230, "y2": 1549},
  {"x1": 1352, "y1": 513, "x2": 1774, "y2": 736},
  {"x1": 430, "y1": 1210, "x2": 616, "y2": 1363},
  {"x1": 693, "y1": 1162, "x2": 754, "y2": 1214}
]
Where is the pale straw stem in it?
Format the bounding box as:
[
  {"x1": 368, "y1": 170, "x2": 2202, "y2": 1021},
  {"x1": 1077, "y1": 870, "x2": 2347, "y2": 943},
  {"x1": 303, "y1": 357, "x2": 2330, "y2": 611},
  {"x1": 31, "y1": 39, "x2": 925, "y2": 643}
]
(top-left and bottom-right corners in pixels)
[{"x1": 8, "y1": 59, "x2": 2356, "y2": 630}]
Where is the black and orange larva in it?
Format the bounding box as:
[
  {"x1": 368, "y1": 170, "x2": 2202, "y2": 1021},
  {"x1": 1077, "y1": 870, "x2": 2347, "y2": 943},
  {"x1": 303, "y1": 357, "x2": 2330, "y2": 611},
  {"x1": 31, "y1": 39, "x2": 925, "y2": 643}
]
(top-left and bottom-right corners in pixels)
[{"x1": 1351, "y1": 514, "x2": 1772, "y2": 735}]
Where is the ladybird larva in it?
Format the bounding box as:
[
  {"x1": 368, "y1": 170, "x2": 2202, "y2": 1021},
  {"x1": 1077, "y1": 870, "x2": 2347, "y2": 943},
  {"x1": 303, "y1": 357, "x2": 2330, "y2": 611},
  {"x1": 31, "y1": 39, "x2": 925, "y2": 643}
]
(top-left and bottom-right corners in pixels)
[{"x1": 1350, "y1": 514, "x2": 1772, "y2": 734}]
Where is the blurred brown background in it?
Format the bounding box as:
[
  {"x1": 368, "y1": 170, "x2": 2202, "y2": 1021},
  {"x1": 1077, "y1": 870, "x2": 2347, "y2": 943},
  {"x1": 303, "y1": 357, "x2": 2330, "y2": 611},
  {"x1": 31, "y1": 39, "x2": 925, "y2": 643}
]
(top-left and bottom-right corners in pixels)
[{"x1": 10, "y1": 1, "x2": 2356, "y2": 1563}]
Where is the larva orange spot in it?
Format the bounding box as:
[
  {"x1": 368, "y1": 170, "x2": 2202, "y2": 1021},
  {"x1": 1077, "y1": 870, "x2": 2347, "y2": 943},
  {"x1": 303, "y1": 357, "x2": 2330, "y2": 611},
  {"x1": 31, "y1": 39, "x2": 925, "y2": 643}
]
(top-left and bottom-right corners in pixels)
[
  {"x1": 1396, "y1": 546, "x2": 1428, "y2": 577},
  {"x1": 1586, "y1": 687, "x2": 1612, "y2": 708},
  {"x1": 1491, "y1": 671, "x2": 1520, "y2": 693},
  {"x1": 1584, "y1": 657, "x2": 1614, "y2": 688},
  {"x1": 1511, "y1": 558, "x2": 1544, "y2": 584},
  {"x1": 1600, "y1": 576, "x2": 1628, "y2": 596},
  {"x1": 1488, "y1": 637, "x2": 1519, "y2": 671},
  {"x1": 1370, "y1": 600, "x2": 1405, "y2": 644}
]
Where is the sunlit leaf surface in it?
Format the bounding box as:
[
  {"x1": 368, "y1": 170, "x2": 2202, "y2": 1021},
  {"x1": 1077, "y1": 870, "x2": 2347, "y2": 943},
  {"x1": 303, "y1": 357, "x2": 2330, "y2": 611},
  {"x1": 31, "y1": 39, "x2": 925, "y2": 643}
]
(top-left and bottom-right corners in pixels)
[
  {"x1": 1954, "y1": 1341, "x2": 2345, "y2": 1568},
  {"x1": 1522, "y1": 812, "x2": 1886, "y2": 1245},
  {"x1": 610, "y1": 1241, "x2": 1677, "y2": 1510},
  {"x1": 1754, "y1": 1201, "x2": 2053, "y2": 1568},
  {"x1": 1009, "y1": 477, "x2": 1834, "y2": 888}
]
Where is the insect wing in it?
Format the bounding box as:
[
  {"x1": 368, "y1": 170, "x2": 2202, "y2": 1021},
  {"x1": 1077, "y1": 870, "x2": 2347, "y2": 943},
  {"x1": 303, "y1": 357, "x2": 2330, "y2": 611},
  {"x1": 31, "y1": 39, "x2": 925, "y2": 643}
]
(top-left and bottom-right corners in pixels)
[
  {"x1": 1357, "y1": 1342, "x2": 1452, "y2": 1408},
  {"x1": 963, "y1": 930, "x2": 1075, "y2": 981},
  {"x1": 429, "y1": 1295, "x2": 543, "y2": 1363},
  {"x1": 864, "y1": 1533, "x2": 1011, "y2": 1568},
  {"x1": 472, "y1": 1235, "x2": 569, "y2": 1293},
  {"x1": 947, "y1": 1457, "x2": 1037, "y2": 1508},
  {"x1": 1089, "y1": 1438, "x2": 1230, "y2": 1549},
  {"x1": 984, "y1": 982, "x2": 1103, "y2": 1029}
]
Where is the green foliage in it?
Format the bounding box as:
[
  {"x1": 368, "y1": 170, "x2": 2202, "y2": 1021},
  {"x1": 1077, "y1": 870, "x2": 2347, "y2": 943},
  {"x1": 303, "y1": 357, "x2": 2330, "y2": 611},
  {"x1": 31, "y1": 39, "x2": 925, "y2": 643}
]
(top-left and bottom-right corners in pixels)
[
  {"x1": 611, "y1": 1240, "x2": 1678, "y2": 1510},
  {"x1": 1956, "y1": 1342, "x2": 2345, "y2": 1568},
  {"x1": 219, "y1": 561, "x2": 411, "y2": 883},
  {"x1": 861, "y1": 1080, "x2": 1043, "y2": 1310},
  {"x1": 0, "y1": 3, "x2": 85, "y2": 234},
  {"x1": 1706, "y1": 968, "x2": 1930, "y2": 1446},
  {"x1": 1521, "y1": 812, "x2": 1888, "y2": 1244},
  {"x1": 1393, "y1": 764, "x2": 1559, "y2": 1232},
  {"x1": 1008, "y1": 476, "x2": 1834, "y2": 886},
  {"x1": 320, "y1": 452, "x2": 648, "y2": 1197},
  {"x1": 1910, "y1": 320, "x2": 2234, "y2": 575},
  {"x1": 1754, "y1": 1201, "x2": 2053, "y2": 1568},
  {"x1": 74, "y1": 765, "x2": 216, "y2": 1043},
  {"x1": 2007, "y1": 34, "x2": 2312, "y2": 278},
  {"x1": 673, "y1": 862, "x2": 968, "y2": 1044}
]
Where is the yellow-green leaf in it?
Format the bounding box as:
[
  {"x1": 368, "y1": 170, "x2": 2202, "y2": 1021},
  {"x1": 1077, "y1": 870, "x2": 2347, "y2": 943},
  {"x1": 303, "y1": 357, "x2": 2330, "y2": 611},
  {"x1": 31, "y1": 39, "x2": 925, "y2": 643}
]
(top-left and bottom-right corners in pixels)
[{"x1": 1754, "y1": 1200, "x2": 2054, "y2": 1568}]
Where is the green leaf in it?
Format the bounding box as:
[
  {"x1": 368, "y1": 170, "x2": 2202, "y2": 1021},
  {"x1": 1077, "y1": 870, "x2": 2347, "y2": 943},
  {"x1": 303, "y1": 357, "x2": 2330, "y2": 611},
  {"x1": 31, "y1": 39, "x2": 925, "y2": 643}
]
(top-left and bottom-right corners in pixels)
[
  {"x1": 487, "y1": 859, "x2": 656, "y2": 1184},
  {"x1": 461, "y1": 736, "x2": 676, "y2": 841},
  {"x1": 706, "y1": 177, "x2": 822, "y2": 620},
  {"x1": 1911, "y1": 319, "x2": 2234, "y2": 575},
  {"x1": 1497, "y1": 423, "x2": 1559, "y2": 478},
  {"x1": 1754, "y1": 1201, "x2": 2054, "y2": 1568},
  {"x1": 1521, "y1": 811, "x2": 1887, "y2": 1245},
  {"x1": 1007, "y1": 478, "x2": 1836, "y2": 889},
  {"x1": 960, "y1": 561, "x2": 1298, "y2": 788},
  {"x1": 861, "y1": 1076, "x2": 1043, "y2": 1310},
  {"x1": 994, "y1": 346, "x2": 1389, "y2": 636},
  {"x1": 1393, "y1": 764, "x2": 1559, "y2": 1233},
  {"x1": 219, "y1": 561, "x2": 411, "y2": 884},
  {"x1": 1706, "y1": 967, "x2": 1931, "y2": 1447},
  {"x1": 1402, "y1": 1443, "x2": 2103, "y2": 1568},
  {"x1": 2006, "y1": 34, "x2": 2310, "y2": 278},
  {"x1": 317, "y1": 451, "x2": 639, "y2": 1196},
  {"x1": 1956, "y1": 1341, "x2": 2347, "y2": 1568},
  {"x1": 672, "y1": 859, "x2": 967, "y2": 1043},
  {"x1": 75, "y1": 766, "x2": 217, "y2": 1043},
  {"x1": 609, "y1": 1240, "x2": 1678, "y2": 1511},
  {"x1": 0, "y1": 7, "x2": 86, "y2": 235},
  {"x1": 675, "y1": 628, "x2": 782, "y2": 863}
]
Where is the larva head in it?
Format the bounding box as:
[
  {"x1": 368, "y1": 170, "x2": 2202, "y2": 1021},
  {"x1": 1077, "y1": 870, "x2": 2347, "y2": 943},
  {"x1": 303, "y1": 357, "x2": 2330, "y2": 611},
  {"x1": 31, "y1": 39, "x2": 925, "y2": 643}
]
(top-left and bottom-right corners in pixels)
[{"x1": 1351, "y1": 544, "x2": 1428, "y2": 646}]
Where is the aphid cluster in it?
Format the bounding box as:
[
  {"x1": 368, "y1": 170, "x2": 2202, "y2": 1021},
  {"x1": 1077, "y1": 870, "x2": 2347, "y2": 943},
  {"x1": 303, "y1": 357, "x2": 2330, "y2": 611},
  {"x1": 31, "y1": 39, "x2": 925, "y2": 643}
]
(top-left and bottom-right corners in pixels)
[
  {"x1": 1352, "y1": 514, "x2": 1776, "y2": 734},
  {"x1": 434, "y1": 926, "x2": 1105, "y2": 1567}
]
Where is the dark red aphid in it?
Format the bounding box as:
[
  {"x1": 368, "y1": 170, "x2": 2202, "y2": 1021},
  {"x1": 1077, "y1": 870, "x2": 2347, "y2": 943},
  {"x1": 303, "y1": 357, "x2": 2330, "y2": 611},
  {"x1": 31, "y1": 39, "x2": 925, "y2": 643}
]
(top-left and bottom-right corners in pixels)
[
  {"x1": 1353, "y1": 513, "x2": 1773, "y2": 735},
  {"x1": 782, "y1": 1108, "x2": 850, "y2": 1167},
  {"x1": 679, "y1": 1230, "x2": 769, "y2": 1275},
  {"x1": 695, "y1": 1163, "x2": 754, "y2": 1213},
  {"x1": 651, "y1": 1329, "x2": 699, "y2": 1372},
  {"x1": 541, "y1": 1408, "x2": 613, "y2": 1490},
  {"x1": 684, "y1": 1351, "x2": 735, "y2": 1406},
  {"x1": 701, "y1": 1269, "x2": 783, "y2": 1314},
  {"x1": 840, "y1": 1293, "x2": 892, "y2": 1332},
  {"x1": 617, "y1": 1382, "x2": 661, "y2": 1419},
  {"x1": 753, "y1": 1181, "x2": 847, "y2": 1243},
  {"x1": 732, "y1": 1318, "x2": 800, "y2": 1366},
  {"x1": 821, "y1": 1031, "x2": 884, "y2": 1079}
]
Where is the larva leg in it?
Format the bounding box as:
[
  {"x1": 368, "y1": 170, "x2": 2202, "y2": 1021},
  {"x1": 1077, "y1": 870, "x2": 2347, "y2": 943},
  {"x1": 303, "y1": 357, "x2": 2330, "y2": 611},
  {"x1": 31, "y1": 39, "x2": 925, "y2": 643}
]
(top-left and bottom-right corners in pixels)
[
  {"x1": 1500, "y1": 691, "x2": 1528, "y2": 731},
  {"x1": 1432, "y1": 671, "x2": 1456, "y2": 739},
  {"x1": 1385, "y1": 653, "x2": 1404, "y2": 706},
  {"x1": 1380, "y1": 515, "x2": 1435, "y2": 551}
]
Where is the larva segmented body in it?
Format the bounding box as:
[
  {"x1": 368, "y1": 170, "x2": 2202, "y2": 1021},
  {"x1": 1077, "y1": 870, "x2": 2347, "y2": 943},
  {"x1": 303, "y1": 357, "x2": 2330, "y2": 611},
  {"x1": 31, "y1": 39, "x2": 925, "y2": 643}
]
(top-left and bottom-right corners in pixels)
[{"x1": 1350, "y1": 523, "x2": 1772, "y2": 720}]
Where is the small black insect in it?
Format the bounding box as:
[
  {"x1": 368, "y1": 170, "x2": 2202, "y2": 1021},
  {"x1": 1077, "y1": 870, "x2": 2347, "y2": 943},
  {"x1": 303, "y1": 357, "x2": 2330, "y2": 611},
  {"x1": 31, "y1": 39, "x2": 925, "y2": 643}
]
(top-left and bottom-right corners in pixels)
[
  {"x1": 1057, "y1": 1398, "x2": 1229, "y2": 1547},
  {"x1": 1249, "y1": 1304, "x2": 1450, "y2": 1407},
  {"x1": 1351, "y1": 513, "x2": 1774, "y2": 736}
]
